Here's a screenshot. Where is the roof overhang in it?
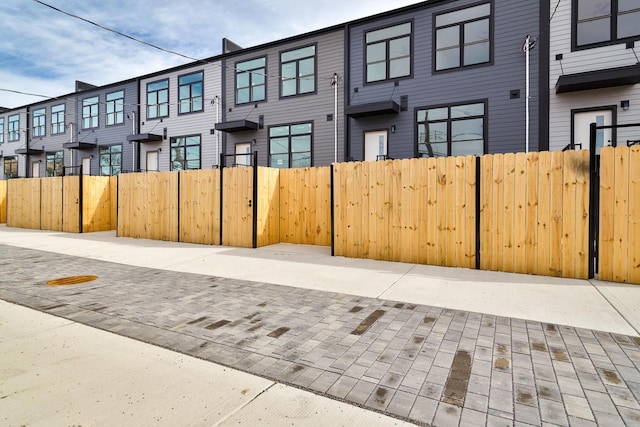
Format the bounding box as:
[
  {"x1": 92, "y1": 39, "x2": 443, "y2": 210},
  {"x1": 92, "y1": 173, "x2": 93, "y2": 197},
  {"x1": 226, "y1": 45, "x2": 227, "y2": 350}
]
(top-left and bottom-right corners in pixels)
[
  {"x1": 556, "y1": 63, "x2": 640, "y2": 94},
  {"x1": 346, "y1": 100, "x2": 400, "y2": 118},
  {"x1": 15, "y1": 148, "x2": 44, "y2": 155},
  {"x1": 215, "y1": 120, "x2": 259, "y2": 133},
  {"x1": 126, "y1": 133, "x2": 163, "y2": 143},
  {"x1": 63, "y1": 141, "x2": 97, "y2": 150}
]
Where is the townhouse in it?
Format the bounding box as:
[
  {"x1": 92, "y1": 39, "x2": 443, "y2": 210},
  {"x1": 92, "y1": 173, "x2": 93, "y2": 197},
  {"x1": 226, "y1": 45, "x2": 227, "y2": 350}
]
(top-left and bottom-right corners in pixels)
[
  {"x1": 0, "y1": 106, "x2": 29, "y2": 178},
  {"x1": 549, "y1": 0, "x2": 640, "y2": 151}
]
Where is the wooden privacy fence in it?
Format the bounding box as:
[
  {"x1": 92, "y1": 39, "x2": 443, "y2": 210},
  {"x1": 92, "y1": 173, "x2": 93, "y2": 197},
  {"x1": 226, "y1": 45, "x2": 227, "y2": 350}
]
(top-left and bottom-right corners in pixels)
[
  {"x1": 5, "y1": 176, "x2": 115, "y2": 233},
  {"x1": 0, "y1": 180, "x2": 6, "y2": 224}
]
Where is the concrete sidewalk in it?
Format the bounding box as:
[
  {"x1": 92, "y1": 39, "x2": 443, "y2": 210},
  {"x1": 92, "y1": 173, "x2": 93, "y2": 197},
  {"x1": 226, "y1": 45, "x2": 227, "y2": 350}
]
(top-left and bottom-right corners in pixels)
[
  {"x1": 1, "y1": 225, "x2": 640, "y2": 426},
  {"x1": 0, "y1": 225, "x2": 638, "y2": 336}
]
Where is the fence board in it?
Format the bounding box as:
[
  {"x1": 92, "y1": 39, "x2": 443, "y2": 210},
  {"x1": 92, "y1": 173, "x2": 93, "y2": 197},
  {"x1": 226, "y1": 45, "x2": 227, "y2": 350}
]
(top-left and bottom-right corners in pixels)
[
  {"x1": 257, "y1": 167, "x2": 280, "y2": 247},
  {"x1": 514, "y1": 153, "x2": 527, "y2": 273},
  {"x1": 179, "y1": 169, "x2": 221, "y2": 245},
  {"x1": 222, "y1": 167, "x2": 253, "y2": 248},
  {"x1": 525, "y1": 153, "x2": 539, "y2": 274},
  {"x1": 562, "y1": 153, "x2": 578, "y2": 278},
  {"x1": 599, "y1": 147, "x2": 615, "y2": 281},
  {"x1": 537, "y1": 152, "x2": 551, "y2": 277},
  {"x1": 62, "y1": 176, "x2": 80, "y2": 233},
  {"x1": 628, "y1": 146, "x2": 640, "y2": 284},
  {"x1": 0, "y1": 180, "x2": 6, "y2": 224},
  {"x1": 7, "y1": 179, "x2": 40, "y2": 229},
  {"x1": 41, "y1": 178, "x2": 63, "y2": 231},
  {"x1": 83, "y1": 176, "x2": 113, "y2": 232},
  {"x1": 575, "y1": 150, "x2": 590, "y2": 279},
  {"x1": 549, "y1": 151, "x2": 564, "y2": 277}
]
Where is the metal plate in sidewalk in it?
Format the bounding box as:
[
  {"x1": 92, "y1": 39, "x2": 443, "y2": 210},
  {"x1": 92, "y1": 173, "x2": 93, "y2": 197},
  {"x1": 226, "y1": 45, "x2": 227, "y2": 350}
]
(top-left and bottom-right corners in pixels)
[{"x1": 47, "y1": 275, "x2": 98, "y2": 286}]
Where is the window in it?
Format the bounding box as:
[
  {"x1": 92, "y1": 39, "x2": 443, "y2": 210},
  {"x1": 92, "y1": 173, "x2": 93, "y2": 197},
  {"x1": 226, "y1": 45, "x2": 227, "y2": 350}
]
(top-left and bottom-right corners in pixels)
[
  {"x1": 574, "y1": 0, "x2": 640, "y2": 48},
  {"x1": 8, "y1": 114, "x2": 19, "y2": 141},
  {"x1": 179, "y1": 71, "x2": 203, "y2": 114},
  {"x1": 171, "y1": 135, "x2": 201, "y2": 170},
  {"x1": 434, "y1": 3, "x2": 491, "y2": 71},
  {"x1": 32, "y1": 108, "x2": 46, "y2": 137},
  {"x1": 147, "y1": 79, "x2": 169, "y2": 119},
  {"x1": 4, "y1": 156, "x2": 18, "y2": 179},
  {"x1": 46, "y1": 151, "x2": 64, "y2": 177},
  {"x1": 82, "y1": 96, "x2": 99, "y2": 129},
  {"x1": 106, "y1": 90, "x2": 124, "y2": 125},
  {"x1": 51, "y1": 104, "x2": 65, "y2": 134},
  {"x1": 269, "y1": 123, "x2": 312, "y2": 168},
  {"x1": 0, "y1": 117, "x2": 4, "y2": 143},
  {"x1": 281, "y1": 45, "x2": 316, "y2": 96},
  {"x1": 100, "y1": 145, "x2": 122, "y2": 176},
  {"x1": 417, "y1": 101, "x2": 486, "y2": 157},
  {"x1": 236, "y1": 57, "x2": 266, "y2": 104},
  {"x1": 366, "y1": 22, "x2": 412, "y2": 83}
]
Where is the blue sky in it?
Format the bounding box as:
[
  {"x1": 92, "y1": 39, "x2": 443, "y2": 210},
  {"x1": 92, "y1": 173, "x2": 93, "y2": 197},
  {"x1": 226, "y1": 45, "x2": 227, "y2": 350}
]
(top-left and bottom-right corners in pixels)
[{"x1": 0, "y1": 0, "x2": 424, "y2": 109}]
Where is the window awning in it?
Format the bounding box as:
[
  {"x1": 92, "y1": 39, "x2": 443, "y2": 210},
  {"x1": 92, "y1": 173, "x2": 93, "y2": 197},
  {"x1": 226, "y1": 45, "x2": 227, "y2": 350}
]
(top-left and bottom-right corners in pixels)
[
  {"x1": 215, "y1": 119, "x2": 259, "y2": 133},
  {"x1": 556, "y1": 63, "x2": 640, "y2": 94},
  {"x1": 126, "y1": 133, "x2": 163, "y2": 143},
  {"x1": 345, "y1": 100, "x2": 400, "y2": 118},
  {"x1": 63, "y1": 141, "x2": 97, "y2": 150},
  {"x1": 15, "y1": 148, "x2": 44, "y2": 155}
]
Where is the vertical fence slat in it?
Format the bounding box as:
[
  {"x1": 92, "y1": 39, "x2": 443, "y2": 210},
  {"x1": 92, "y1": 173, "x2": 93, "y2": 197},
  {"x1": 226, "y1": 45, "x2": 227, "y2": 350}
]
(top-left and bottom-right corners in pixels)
[
  {"x1": 549, "y1": 151, "x2": 564, "y2": 277},
  {"x1": 613, "y1": 147, "x2": 630, "y2": 283},
  {"x1": 598, "y1": 147, "x2": 615, "y2": 281},
  {"x1": 562, "y1": 151, "x2": 578, "y2": 278},
  {"x1": 575, "y1": 150, "x2": 590, "y2": 279},
  {"x1": 514, "y1": 153, "x2": 528, "y2": 273},
  {"x1": 525, "y1": 152, "x2": 539, "y2": 275},
  {"x1": 629, "y1": 146, "x2": 640, "y2": 284}
]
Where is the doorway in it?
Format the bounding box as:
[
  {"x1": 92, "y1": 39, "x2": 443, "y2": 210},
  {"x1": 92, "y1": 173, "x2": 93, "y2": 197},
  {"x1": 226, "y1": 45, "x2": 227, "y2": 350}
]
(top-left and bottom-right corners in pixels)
[
  {"x1": 82, "y1": 157, "x2": 91, "y2": 175},
  {"x1": 31, "y1": 161, "x2": 40, "y2": 178},
  {"x1": 146, "y1": 151, "x2": 159, "y2": 171},
  {"x1": 235, "y1": 142, "x2": 252, "y2": 166},
  {"x1": 572, "y1": 108, "x2": 615, "y2": 154},
  {"x1": 364, "y1": 130, "x2": 388, "y2": 161}
]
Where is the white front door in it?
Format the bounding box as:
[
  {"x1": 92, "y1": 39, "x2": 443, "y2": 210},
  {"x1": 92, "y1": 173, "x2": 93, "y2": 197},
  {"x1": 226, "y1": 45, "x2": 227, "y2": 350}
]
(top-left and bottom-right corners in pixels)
[
  {"x1": 82, "y1": 157, "x2": 91, "y2": 175},
  {"x1": 32, "y1": 161, "x2": 40, "y2": 178},
  {"x1": 235, "y1": 143, "x2": 252, "y2": 166},
  {"x1": 146, "y1": 151, "x2": 158, "y2": 171},
  {"x1": 364, "y1": 130, "x2": 388, "y2": 161},
  {"x1": 573, "y1": 110, "x2": 613, "y2": 153}
]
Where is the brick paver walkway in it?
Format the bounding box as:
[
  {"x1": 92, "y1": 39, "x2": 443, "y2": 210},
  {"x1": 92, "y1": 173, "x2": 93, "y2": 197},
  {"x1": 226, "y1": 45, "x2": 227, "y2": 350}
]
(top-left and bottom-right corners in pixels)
[{"x1": 1, "y1": 244, "x2": 639, "y2": 426}]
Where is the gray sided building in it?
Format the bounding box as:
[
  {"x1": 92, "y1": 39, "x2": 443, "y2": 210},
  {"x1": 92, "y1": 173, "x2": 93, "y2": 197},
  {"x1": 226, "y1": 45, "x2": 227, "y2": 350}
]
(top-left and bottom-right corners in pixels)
[
  {"x1": 216, "y1": 28, "x2": 346, "y2": 167},
  {"x1": 0, "y1": 106, "x2": 29, "y2": 178},
  {"x1": 345, "y1": 0, "x2": 548, "y2": 161}
]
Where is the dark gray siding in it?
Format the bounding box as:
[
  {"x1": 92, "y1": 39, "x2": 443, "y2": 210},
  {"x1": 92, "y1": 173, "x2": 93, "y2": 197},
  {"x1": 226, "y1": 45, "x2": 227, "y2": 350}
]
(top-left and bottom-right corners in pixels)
[
  {"x1": 74, "y1": 80, "x2": 138, "y2": 175},
  {"x1": 221, "y1": 28, "x2": 345, "y2": 167},
  {"x1": 346, "y1": 0, "x2": 541, "y2": 160}
]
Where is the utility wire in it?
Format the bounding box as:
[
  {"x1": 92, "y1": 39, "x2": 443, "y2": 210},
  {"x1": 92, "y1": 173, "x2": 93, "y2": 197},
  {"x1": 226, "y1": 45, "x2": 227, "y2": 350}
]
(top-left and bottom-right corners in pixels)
[{"x1": 550, "y1": 0, "x2": 561, "y2": 22}]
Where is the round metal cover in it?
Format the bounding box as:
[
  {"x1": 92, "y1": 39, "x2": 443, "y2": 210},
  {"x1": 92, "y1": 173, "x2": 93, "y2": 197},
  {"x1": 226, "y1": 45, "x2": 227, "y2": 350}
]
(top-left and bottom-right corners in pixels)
[{"x1": 47, "y1": 275, "x2": 98, "y2": 286}]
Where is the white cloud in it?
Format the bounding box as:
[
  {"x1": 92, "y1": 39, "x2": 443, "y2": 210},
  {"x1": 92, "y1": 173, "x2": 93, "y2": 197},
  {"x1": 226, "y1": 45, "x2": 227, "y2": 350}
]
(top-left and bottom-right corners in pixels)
[{"x1": 0, "y1": 0, "x2": 423, "y2": 109}]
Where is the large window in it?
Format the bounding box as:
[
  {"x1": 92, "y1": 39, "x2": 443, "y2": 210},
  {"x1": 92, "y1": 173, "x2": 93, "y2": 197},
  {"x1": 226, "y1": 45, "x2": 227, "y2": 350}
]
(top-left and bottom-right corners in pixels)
[
  {"x1": 4, "y1": 156, "x2": 18, "y2": 178},
  {"x1": 417, "y1": 101, "x2": 486, "y2": 157},
  {"x1": 171, "y1": 135, "x2": 201, "y2": 170},
  {"x1": 147, "y1": 79, "x2": 169, "y2": 119},
  {"x1": 366, "y1": 22, "x2": 412, "y2": 83},
  {"x1": 281, "y1": 45, "x2": 316, "y2": 97},
  {"x1": 46, "y1": 151, "x2": 64, "y2": 177},
  {"x1": 0, "y1": 117, "x2": 4, "y2": 143},
  {"x1": 106, "y1": 90, "x2": 124, "y2": 125},
  {"x1": 82, "y1": 96, "x2": 99, "y2": 129},
  {"x1": 574, "y1": 0, "x2": 640, "y2": 49},
  {"x1": 100, "y1": 145, "x2": 122, "y2": 176},
  {"x1": 8, "y1": 114, "x2": 19, "y2": 141},
  {"x1": 51, "y1": 104, "x2": 65, "y2": 134},
  {"x1": 32, "y1": 108, "x2": 46, "y2": 137},
  {"x1": 236, "y1": 57, "x2": 266, "y2": 104},
  {"x1": 434, "y1": 3, "x2": 491, "y2": 71},
  {"x1": 179, "y1": 71, "x2": 203, "y2": 114},
  {"x1": 269, "y1": 123, "x2": 312, "y2": 168}
]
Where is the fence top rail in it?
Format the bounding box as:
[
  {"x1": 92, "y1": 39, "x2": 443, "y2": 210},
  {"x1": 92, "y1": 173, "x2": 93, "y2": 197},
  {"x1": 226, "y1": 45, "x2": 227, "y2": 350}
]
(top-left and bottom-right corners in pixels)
[{"x1": 592, "y1": 122, "x2": 640, "y2": 130}]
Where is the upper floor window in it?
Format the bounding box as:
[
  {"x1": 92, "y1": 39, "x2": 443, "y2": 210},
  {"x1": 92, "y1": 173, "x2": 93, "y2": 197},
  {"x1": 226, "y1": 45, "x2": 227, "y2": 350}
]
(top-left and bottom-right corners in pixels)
[
  {"x1": 8, "y1": 114, "x2": 19, "y2": 141},
  {"x1": 32, "y1": 108, "x2": 46, "y2": 137},
  {"x1": 0, "y1": 117, "x2": 4, "y2": 143},
  {"x1": 82, "y1": 96, "x2": 99, "y2": 129},
  {"x1": 106, "y1": 90, "x2": 124, "y2": 125},
  {"x1": 269, "y1": 122, "x2": 312, "y2": 168},
  {"x1": 100, "y1": 145, "x2": 122, "y2": 176},
  {"x1": 574, "y1": 0, "x2": 640, "y2": 49},
  {"x1": 179, "y1": 71, "x2": 203, "y2": 114},
  {"x1": 366, "y1": 22, "x2": 412, "y2": 83},
  {"x1": 281, "y1": 45, "x2": 316, "y2": 97},
  {"x1": 171, "y1": 135, "x2": 201, "y2": 170},
  {"x1": 417, "y1": 101, "x2": 486, "y2": 157},
  {"x1": 236, "y1": 57, "x2": 266, "y2": 104},
  {"x1": 434, "y1": 3, "x2": 491, "y2": 71},
  {"x1": 46, "y1": 151, "x2": 64, "y2": 177},
  {"x1": 147, "y1": 79, "x2": 169, "y2": 119},
  {"x1": 51, "y1": 104, "x2": 65, "y2": 134}
]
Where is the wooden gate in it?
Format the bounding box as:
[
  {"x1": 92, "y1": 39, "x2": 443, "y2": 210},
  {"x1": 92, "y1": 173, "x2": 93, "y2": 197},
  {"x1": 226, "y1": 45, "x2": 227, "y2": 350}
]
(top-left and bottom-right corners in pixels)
[
  {"x1": 222, "y1": 166, "x2": 254, "y2": 248},
  {"x1": 62, "y1": 176, "x2": 81, "y2": 233}
]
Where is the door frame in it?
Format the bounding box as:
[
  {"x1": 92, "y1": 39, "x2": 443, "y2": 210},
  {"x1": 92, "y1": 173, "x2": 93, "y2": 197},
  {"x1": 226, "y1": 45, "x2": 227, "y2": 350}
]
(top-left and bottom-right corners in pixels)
[{"x1": 363, "y1": 128, "x2": 389, "y2": 161}]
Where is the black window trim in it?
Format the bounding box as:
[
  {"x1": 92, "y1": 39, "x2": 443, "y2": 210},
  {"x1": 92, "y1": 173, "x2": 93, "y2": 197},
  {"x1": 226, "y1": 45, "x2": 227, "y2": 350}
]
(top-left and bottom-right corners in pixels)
[
  {"x1": 432, "y1": 0, "x2": 494, "y2": 74},
  {"x1": 0, "y1": 116, "x2": 4, "y2": 144},
  {"x1": 169, "y1": 133, "x2": 202, "y2": 171},
  {"x1": 51, "y1": 103, "x2": 66, "y2": 135},
  {"x1": 99, "y1": 143, "x2": 123, "y2": 176},
  {"x1": 177, "y1": 70, "x2": 204, "y2": 116},
  {"x1": 278, "y1": 42, "x2": 318, "y2": 99},
  {"x1": 8, "y1": 113, "x2": 20, "y2": 142},
  {"x1": 32, "y1": 107, "x2": 47, "y2": 138},
  {"x1": 267, "y1": 120, "x2": 314, "y2": 168},
  {"x1": 363, "y1": 19, "x2": 415, "y2": 86},
  {"x1": 571, "y1": 0, "x2": 640, "y2": 51},
  {"x1": 146, "y1": 78, "x2": 170, "y2": 121},
  {"x1": 82, "y1": 95, "x2": 100, "y2": 130},
  {"x1": 235, "y1": 55, "x2": 268, "y2": 106},
  {"x1": 105, "y1": 89, "x2": 126, "y2": 127},
  {"x1": 414, "y1": 98, "x2": 488, "y2": 158},
  {"x1": 45, "y1": 150, "x2": 64, "y2": 177}
]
